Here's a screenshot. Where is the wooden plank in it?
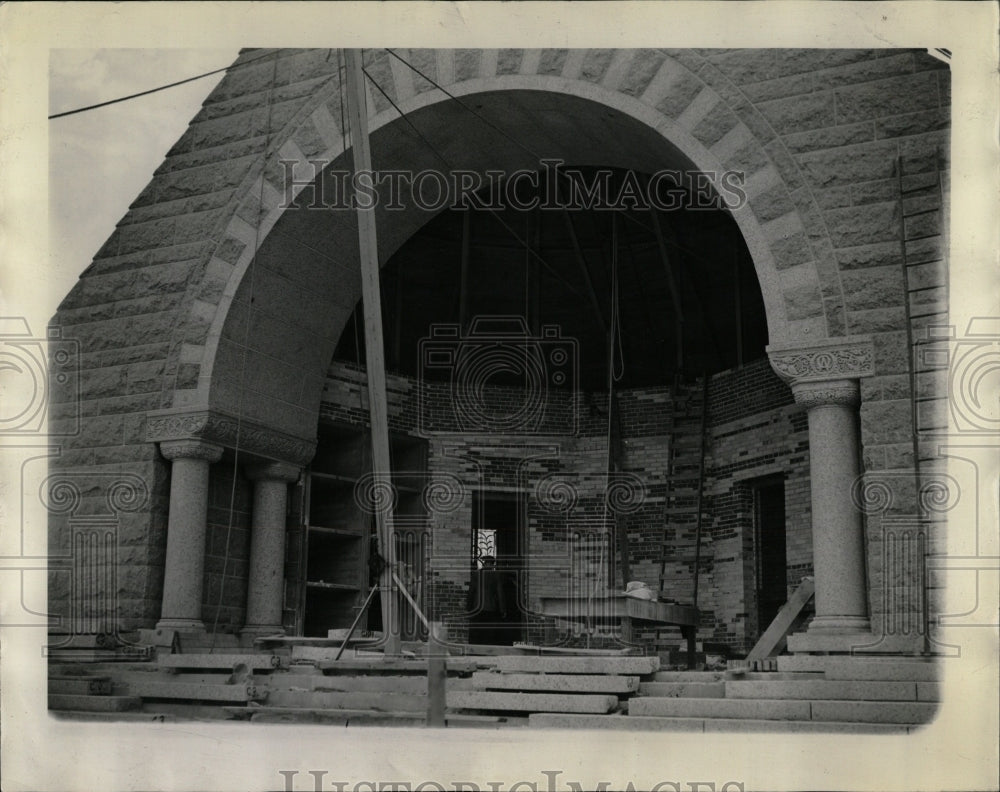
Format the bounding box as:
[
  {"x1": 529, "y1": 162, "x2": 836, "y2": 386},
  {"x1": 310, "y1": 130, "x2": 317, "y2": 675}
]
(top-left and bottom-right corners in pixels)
[
  {"x1": 448, "y1": 691, "x2": 618, "y2": 714},
  {"x1": 472, "y1": 672, "x2": 639, "y2": 694},
  {"x1": 344, "y1": 48, "x2": 400, "y2": 655},
  {"x1": 493, "y1": 656, "x2": 659, "y2": 675},
  {"x1": 746, "y1": 576, "x2": 815, "y2": 661}
]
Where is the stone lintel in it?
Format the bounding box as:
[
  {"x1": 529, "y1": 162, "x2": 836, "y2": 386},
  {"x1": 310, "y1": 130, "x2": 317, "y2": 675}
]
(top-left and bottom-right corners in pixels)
[
  {"x1": 146, "y1": 407, "x2": 316, "y2": 467},
  {"x1": 767, "y1": 336, "x2": 875, "y2": 387}
]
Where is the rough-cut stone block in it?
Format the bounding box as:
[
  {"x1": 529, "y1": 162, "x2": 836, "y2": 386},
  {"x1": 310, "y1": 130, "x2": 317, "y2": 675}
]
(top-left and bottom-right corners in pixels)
[
  {"x1": 448, "y1": 691, "x2": 618, "y2": 714},
  {"x1": 836, "y1": 72, "x2": 940, "y2": 124},
  {"x1": 822, "y1": 658, "x2": 938, "y2": 682},
  {"x1": 841, "y1": 265, "x2": 904, "y2": 311},
  {"x1": 826, "y1": 202, "x2": 900, "y2": 248},
  {"x1": 618, "y1": 49, "x2": 666, "y2": 97},
  {"x1": 797, "y1": 140, "x2": 898, "y2": 188},
  {"x1": 758, "y1": 92, "x2": 835, "y2": 134}
]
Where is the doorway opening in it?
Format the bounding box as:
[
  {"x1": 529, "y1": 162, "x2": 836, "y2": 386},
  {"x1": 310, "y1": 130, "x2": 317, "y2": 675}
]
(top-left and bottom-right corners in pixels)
[
  {"x1": 752, "y1": 477, "x2": 787, "y2": 639},
  {"x1": 469, "y1": 490, "x2": 526, "y2": 645}
]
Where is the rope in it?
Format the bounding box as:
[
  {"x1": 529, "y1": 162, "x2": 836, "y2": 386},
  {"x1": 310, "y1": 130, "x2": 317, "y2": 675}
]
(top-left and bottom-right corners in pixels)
[
  {"x1": 49, "y1": 50, "x2": 278, "y2": 120},
  {"x1": 587, "y1": 211, "x2": 624, "y2": 641}
]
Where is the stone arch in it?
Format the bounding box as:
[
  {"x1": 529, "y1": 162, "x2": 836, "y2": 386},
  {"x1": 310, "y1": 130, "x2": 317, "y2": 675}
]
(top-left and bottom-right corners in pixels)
[{"x1": 157, "y1": 48, "x2": 836, "y2": 445}]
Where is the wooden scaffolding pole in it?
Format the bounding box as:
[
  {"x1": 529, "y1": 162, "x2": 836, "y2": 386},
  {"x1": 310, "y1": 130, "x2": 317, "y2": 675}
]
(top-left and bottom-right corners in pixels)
[{"x1": 344, "y1": 49, "x2": 401, "y2": 656}]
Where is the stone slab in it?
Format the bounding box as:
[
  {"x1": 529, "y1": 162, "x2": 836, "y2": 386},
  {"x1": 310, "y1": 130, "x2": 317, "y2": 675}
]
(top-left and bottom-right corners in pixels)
[
  {"x1": 448, "y1": 691, "x2": 619, "y2": 714},
  {"x1": 629, "y1": 697, "x2": 811, "y2": 720},
  {"x1": 650, "y1": 671, "x2": 724, "y2": 682},
  {"x1": 158, "y1": 653, "x2": 285, "y2": 671},
  {"x1": 725, "y1": 680, "x2": 918, "y2": 700},
  {"x1": 472, "y1": 672, "x2": 639, "y2": 694},
  {"x1": 810, "y1": 700, "x2": 938, "y2": 724},
  {"x1": 492, "y1": 656, "x2": 659, "y2": 676},
  {"x1": 49, "y1": 694, "x2": 142, "y2": 713},
  {"x1": 318, "y1": 658, "x2": 482, "y2": 674},
  {"x1": 639, "y1": 681, "x2": 726, "y2": 698},
  {"x1": 267, "y1": 689, "x2": 428, "y2": 712},
  {"x1": 121, "y1": 680, "x2": 259, "y2": 702},
  {"x1": 49, "y1": 677, "x2": 112, "y2": 696}
]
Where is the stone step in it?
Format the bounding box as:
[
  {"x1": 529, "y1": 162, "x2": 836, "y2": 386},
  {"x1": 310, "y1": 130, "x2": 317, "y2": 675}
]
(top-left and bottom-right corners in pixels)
[
  {"x1": 824, "y1": 659, "x2": 939, "y2": 682},
  {"x1": 492, "y1": 656, "x2": 658, "y2": 675},
  {"x1": 49, "y1": 676, "x2": 112, "y2": 696},
  {"x1": 267, "y1": 689, "x2": 428, "y2": 712},
  {"x1": 725, "y1": 680, "x2": 920, "y2": 701},
  {"x1": 529, "y1": 714, "x2": 911, "y2": 733},
  {"x1": 49, "y1": 694, "x2": 142, "y2": 713},
  {"x1": 471, "y1": 672, "x2": 639, "y2": 694},
  {"x1": 628, "y1": 696, "x2": 938, "y2": 724},
  {"x1": 639, "y1": 681, "x2": 726, "y2": 698},
  {"x1": 776, "y1": 655, "x2": 938, "y2": 681},
  {"x1": 448, "y1": 691, "x2": 619, "y2": 714}
]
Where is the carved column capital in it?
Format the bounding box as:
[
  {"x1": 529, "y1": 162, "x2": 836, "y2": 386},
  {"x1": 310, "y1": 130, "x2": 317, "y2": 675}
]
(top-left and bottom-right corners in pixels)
[
  {"x1": 245, "y1": 461, "x2": 301, "y2": 483},
  {"x1": 767, "y1": 337, "x2": 875, "y2": 386},
  {"x1": 146, "y1": 407, "x2": 316, "y2": 467},
  {"x1": 159, "y1": 439, "x2": 224, "y2": 463},
  {"x1": 792, "y1": 379, "x2": 860, "y2": 410}
]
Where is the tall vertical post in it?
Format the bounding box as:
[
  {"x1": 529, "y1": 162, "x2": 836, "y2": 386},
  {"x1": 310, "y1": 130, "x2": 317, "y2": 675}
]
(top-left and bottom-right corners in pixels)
[{"x1": 344, "y1": 48, "x2": 400, "y2": 655}]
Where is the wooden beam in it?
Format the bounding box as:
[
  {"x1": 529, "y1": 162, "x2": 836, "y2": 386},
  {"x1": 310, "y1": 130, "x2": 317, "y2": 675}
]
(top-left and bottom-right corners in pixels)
[
  {"x1": 746, "y1": 576, "x2": 815, "y2": 660},
  {"x1": 344, "y1": 48, "x2": 400, "y2": 656}
]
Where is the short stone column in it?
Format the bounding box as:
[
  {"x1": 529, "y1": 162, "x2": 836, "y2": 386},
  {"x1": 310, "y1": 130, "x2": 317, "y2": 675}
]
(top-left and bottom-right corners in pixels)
[
  {"x1": 792, "y1": 380, "x2": 871, "y2": 636},
  {"x1": 242, "y1": 462, "x2": 300, "y2": 636},
  {"x1": 157, "y1": 439, "x2": 224, "y2": 631},
  {"x1": 769, "y1": 337, "x2": 876, "y2": 652}
]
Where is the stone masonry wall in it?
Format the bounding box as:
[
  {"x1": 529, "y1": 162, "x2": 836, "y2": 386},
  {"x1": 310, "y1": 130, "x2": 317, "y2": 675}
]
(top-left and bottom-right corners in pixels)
[{"x1": 49, "y1": 48, "x2": 946, "y2": 638}]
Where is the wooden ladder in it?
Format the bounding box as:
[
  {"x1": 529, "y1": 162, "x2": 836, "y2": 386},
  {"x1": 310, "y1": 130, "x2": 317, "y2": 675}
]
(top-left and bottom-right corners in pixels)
[{"x1": 653, "y1": 374, "x2": 709, "y2": 657}]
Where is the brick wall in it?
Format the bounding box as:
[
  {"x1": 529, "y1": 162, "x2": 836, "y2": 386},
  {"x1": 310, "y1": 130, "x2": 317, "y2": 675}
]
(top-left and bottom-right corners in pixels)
[{"x1": 316, "y1": 356, "x2": 806, "y2": 654}]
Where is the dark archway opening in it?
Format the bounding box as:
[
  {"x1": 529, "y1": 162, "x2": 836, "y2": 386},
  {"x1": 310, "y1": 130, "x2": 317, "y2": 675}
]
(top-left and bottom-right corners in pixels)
[{"x1": 332, "y1": 166, "x2": 767, "y2": 388}]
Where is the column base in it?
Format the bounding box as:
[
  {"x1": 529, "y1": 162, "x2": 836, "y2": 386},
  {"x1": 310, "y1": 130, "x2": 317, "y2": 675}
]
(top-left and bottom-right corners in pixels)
[
  {"x1": 155, "y1": 618, "x2": 206, "y2": 632},
  {"x1": 807, "y1": 615, "x2": 871, "y2": 634},
  {"x1": 787, "y1": 630, "x2": 874, "y2": 654},
  {"x1": 240, "y1": 624, "x2": 284, "y2": 637}
]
